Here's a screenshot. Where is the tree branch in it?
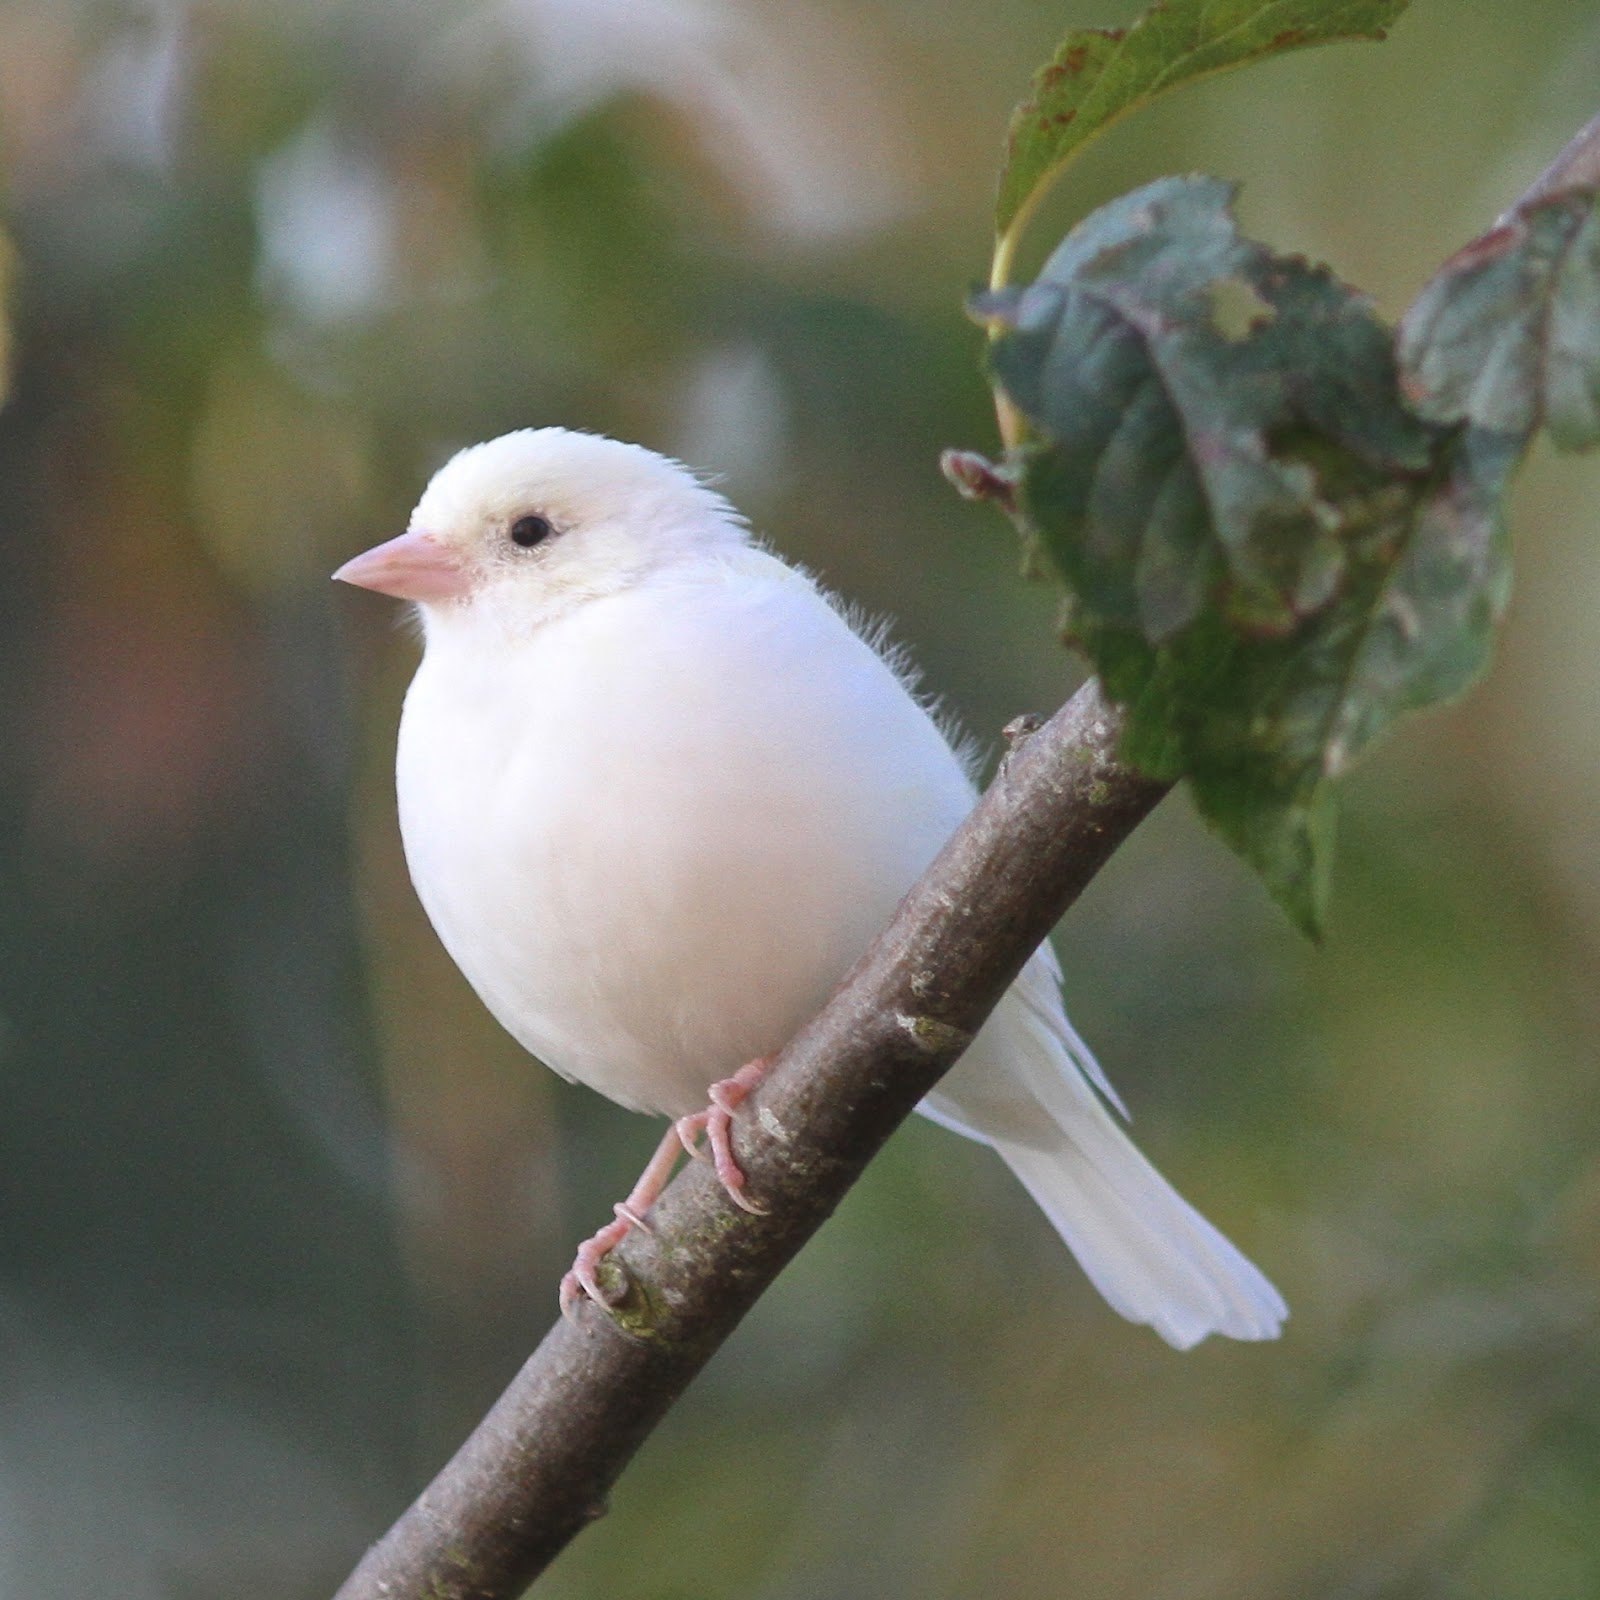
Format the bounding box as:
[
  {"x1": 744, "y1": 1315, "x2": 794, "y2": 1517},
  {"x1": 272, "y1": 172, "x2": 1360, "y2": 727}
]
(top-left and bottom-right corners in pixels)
[{"x1": 333, "y1": 677, "x2": 1170, "y2": 1600}]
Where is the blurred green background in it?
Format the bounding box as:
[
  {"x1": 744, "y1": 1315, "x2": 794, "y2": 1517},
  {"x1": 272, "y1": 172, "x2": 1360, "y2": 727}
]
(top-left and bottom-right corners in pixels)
[{"x1": 2, "y1": 0, "x2": 1598, "y2": 1595}]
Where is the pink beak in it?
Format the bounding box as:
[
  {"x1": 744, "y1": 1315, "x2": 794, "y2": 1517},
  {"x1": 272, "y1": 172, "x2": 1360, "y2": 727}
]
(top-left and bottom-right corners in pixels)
[{"x1": 332, "y1": 530, "x2": 469, "y2": 602}]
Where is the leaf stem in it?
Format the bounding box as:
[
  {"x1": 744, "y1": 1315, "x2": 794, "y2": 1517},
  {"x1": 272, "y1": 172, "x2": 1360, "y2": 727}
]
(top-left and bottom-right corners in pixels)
[{"x1": 988, "y1": 201, "x2": 1040, "y2": 451}]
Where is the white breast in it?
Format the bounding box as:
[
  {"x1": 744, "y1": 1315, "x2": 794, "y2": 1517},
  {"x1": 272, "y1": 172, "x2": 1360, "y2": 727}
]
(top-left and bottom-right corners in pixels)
[{"x1": 395, "y1": 551, "x2": 977, "y2": 1117}]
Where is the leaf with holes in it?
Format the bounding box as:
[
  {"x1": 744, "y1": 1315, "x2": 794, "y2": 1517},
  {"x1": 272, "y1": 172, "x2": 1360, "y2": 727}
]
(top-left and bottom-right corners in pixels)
[{"x1": 975, "y1": 175, "x2": 1521, "y2": 935}]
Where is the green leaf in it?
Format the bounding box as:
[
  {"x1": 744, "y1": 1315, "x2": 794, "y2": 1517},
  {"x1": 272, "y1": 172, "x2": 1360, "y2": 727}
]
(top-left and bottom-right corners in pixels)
[
  {"x1": 1398, "y1": 187, "x2": 1600, "y2": 452},
  {"x1": 994, "y1": 0, "x2": 1409, "y2": 243},
  {"x1": 1320, "y1": 427, "x2": 1518, "y2": 776},
  {"x1": 981, "y1": 178, "x2": 1434, "y2": 633},
  {"x1": 976, "y1": 175, "x2": 1518, "y2": 937}
]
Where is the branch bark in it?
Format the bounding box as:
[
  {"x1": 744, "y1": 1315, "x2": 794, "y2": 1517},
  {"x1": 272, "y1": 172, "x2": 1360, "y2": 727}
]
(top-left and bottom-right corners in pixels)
[{"x1": 333, "y1": 677, "x2": 1170, "y2": 1600}]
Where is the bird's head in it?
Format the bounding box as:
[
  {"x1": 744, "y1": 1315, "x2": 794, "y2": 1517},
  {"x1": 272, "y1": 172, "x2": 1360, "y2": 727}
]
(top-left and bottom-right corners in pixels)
[{"x1": 333, "y1": 428, "x2": 747, "y2": 633}]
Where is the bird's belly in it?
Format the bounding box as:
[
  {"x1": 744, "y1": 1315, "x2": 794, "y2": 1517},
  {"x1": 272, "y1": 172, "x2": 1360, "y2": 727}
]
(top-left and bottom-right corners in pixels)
[{"x1": 397, "y1": 651, "x2": 942, "y2": 1117}]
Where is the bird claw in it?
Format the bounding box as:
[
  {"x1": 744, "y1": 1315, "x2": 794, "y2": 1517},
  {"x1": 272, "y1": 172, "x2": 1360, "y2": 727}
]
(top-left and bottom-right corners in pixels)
[
  {"x1": 560, "y1": 1057, "x2": 774, "y2": 1316},
  {"x1": 559, "y1": 1212, "x2": 633, "y2": 1319},
  {"x1": 674, "y1": 1113, "x2": 709, "y2": 1162},
  {"x1": 681, "y1": 1058, "x2": 771, "y2": 1215}
]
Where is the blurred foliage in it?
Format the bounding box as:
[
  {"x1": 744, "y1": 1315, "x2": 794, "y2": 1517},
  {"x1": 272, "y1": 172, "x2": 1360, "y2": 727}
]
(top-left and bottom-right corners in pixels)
[
  {"x1": 0, "y1": 227, "x2": 13, "y2": 404},
  {"x1": 0, "y1": 1, "x2": 1598, "y2": 1598}
]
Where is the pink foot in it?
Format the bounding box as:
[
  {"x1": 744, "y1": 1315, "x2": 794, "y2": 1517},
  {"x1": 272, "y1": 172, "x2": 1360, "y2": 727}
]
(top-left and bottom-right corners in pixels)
[
  {"x1": 674, "y1": 1057, "x2": 771, "y2": 1216},
  {"x1": 558, "y1": 1209, "x2": 634, "y2": 1317},
  {"x1": 559, "y1": 1121, "x2": 681, "y2": 1318},
  {"x1": 560, "y1": 1057, "x2": 774, "y2": 1317}
]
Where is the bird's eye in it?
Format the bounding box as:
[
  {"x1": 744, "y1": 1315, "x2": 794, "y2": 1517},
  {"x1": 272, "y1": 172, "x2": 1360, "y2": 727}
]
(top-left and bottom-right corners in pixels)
[{"x1": 509, "y1": 514, "x2": 553, "y2": 549}]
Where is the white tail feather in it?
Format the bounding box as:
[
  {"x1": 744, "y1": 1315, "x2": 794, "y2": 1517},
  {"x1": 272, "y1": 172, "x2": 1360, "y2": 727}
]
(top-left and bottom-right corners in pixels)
[
  {"x1": 925, "y1": 951, "x2": 1287, "y2": 1350},
  {"x1": 991, "y1": 1128, "x2": 1287, "y2": 1349}
]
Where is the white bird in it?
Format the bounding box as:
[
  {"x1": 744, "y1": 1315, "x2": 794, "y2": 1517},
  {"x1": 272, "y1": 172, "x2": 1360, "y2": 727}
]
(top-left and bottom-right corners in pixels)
[{"x1": 334, "y1": 427, "x2": 1286, "y2": 1348}]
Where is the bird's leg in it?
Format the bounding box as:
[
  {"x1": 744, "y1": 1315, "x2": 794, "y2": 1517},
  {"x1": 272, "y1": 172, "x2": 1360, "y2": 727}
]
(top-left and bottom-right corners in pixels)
[
  {"x1": 562, "y1": 1058, "x2": 775, "y2": 1317},
  {"x1": 673, "y1": 1057, "x2": 772, "y2": 1216},
  {"x1": 559, "y1": 1120, "x2": 686, "y2": 1317}
]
